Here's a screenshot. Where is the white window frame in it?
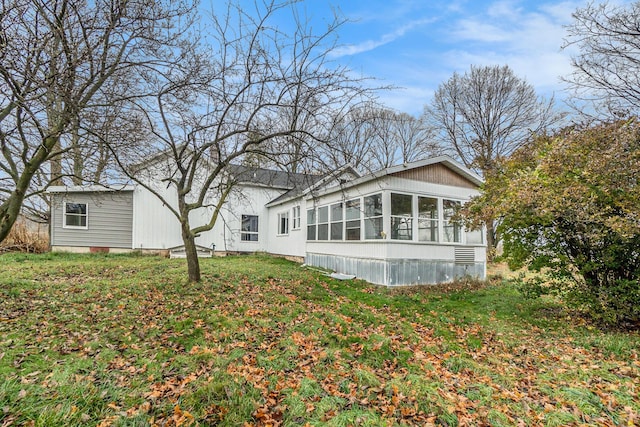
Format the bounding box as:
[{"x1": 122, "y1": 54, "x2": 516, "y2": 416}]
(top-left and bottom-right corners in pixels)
[
  {"x1": 62, "y1": 202, "x2": 88, "y2": 230},
  {"x1": 277, "y1": 211, "x2": 289, "y2": 236},
  {"x1": 292, "y1": 206, "x2": 301, "y2": 230},
  {"x1": 241, "y1": 214, "x2": 259, "y2": 242}
]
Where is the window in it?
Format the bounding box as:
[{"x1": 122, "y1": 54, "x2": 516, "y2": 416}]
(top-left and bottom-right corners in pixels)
[
  {"x1": 63, "y1": 202, "x2": 88, "y2": 229},
  {"x1": 390, "y1": 193, "x2": 413, "y2": 240},
  {"x1": 277, "y1": 212, "x2": 289, "y2": 235},
  {"x1": 330, "y1": 202, "x2": 343, "y2": 240},
  {"x1": 364, "y1": 193, "x2": 383, "y2": 239},
  {"x1": 317, "y1": 206, "x2": 329, "y2": 240},
  {"x1": 418, "y1": 197, "x2": 438, "y2": 242},
  {"x1": 241, "y1": 215, "x2": 259, "y2": 241},
  {"x1": 345, "y1": 199, "x2": 361, "y2": 240},
  {"x1": 292, "y1": 206, "x2": 301, "y2": 229},
  {"x1": 443, "y1": 200, "x2": 462, "y2": 243},
  {"x1": 307, "y1": 209, "x2": 316, "y2": 240}
]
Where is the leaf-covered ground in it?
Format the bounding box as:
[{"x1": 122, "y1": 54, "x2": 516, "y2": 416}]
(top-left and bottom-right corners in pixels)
[{"x1": 0, "y1": 253, "x2": 638, "y2": 426}]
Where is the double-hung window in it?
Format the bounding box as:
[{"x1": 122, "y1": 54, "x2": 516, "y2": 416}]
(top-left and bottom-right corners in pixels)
[
  {"x1": 317, "y1": 206, "x2": 329, "y2": 240},
  {"x1": 345, "y1": 199, "x2": 361, "y2": 240},
  {"x1": 63, "y1": 202, "x2": 88, "y2": 229},
  {"x1": 364, "y1": 193, "x2": 383, "y2": 239},
  {"x1": 390, "y1": 193, "x2": 413, "y2": 240},
  {"x1": 443, "y1": 200, "x2": 462, "y2": 243},
  {"x1": 292, "y1": 206, "x2": 301, "y2": 230},
  {"x1": 307, "y1": 209, "x2": 316, "y2": 240},
  {"x1": 277, "y1": 212, "x2": 289, "y2": 235},
  {"x1": 330, "y1": 202, "x2": 343, "y2": 240},
  {"x1": 418, "y1": 197, "x2": 438, "y2": 242},
  {"x1": 241, "y1": 215, "x2": 259, "y2": 241}
]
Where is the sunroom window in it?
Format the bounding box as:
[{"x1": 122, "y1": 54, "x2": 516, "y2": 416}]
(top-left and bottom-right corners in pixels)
[
  {"x1": 330, "y1": 202, "x2": 343, "y2": 240},
  {"x1": 418, "y1": 197, "x2": 438, "y2": 242},
  {"x1": 390, "y1": 193, "x2": 413, "y2": 240},
  {"x1": 364, "y1": 193, "x2": 383, "y2": 239},
  {"x1": 317, "y1": 206, "x2": 329, "y2": 240},
  {"x1": 307, "y1": 208, "x2": 316, "y2": 240},
  {"x1": 345, "y1": 199, "x2": 361, "y2": 240},
  {"x1": 443, "y1": 200, "x2": 462, "y2": 243}
]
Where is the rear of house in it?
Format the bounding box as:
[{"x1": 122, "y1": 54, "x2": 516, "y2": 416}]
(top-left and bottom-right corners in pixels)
[
  {"x1": 266, "y1": 157, "x2": 486, "y2": 286},
  {"x1": 48, "y1": 156, "x2": 486, "y2": 286}
]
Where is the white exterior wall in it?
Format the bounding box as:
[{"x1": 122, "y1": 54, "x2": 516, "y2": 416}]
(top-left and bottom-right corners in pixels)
[
  {"x1": 132, "y1": 183, "x2": 287, "y2": 253},
  {"x1": 265, "y1": 197, "x2": 308, "y2": 258},
  {"x1": 214, "y1": 185, "x2": 285, "y2": 253}
]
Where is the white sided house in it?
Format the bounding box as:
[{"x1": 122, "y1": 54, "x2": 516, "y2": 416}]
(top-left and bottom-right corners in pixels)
[{"x1": 48, "y1": 156, "x2": 486, "y2": 285}]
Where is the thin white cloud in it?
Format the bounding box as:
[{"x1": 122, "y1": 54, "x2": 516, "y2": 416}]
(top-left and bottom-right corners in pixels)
[{"x1": 331, "y1": 18, "x2": 435, "y2": 58}]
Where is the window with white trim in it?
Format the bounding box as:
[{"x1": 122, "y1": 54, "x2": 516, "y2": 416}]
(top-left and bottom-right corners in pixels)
[
  {"x1": 307, "y1": 208, "x2": 316, "y2": 240},
  {"x1": 241, "y1": 215, "x2": 259, "y2": 241},
  {"x1": 63, "y1": 202, "x2": 88, "y2": 229},
  {"x1": 418, "y1": 196, "x2": 438, "y2": 242},
  {"x1": 292, "y1": 206, "x2": 301, "y2": 229},
  {"x1": 364, "y1": 193, "x2": 383, "y2": 239},
  {"x1": 443, "y1": 200, "x2": 462, "y2": 243},
  {"x1": 390, "y1": 193, "x2": 413, "y2": 240},
  {"x1": 345, "y1": 198, "x2": 361, "y2": 240},
  {"x1": 330, "y1": 202, "x2": 343, "y2": 240},
  {"x1": 277, "y1": 212, "x2": 289, "y2": 235},
  {"x1": 317, "y1": 206, "x2": 329, "y2": 240}
]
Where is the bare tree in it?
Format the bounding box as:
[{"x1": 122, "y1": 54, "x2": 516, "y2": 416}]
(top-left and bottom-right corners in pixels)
[
  {"x1": 425, "y1": 64, "x2": 561, "y2": 256},
  {"x1": 116, "y1": 0, "x2": 372, "y2": 283},
  {"x1": 0, "y1": 0, "x2": 196, "y2": 241},
  {"x1": 564, "y1": 1, "x2": 640, "y2": 114}
]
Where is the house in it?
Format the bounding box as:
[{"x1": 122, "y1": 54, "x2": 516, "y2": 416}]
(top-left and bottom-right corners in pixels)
[{"x1": 47, "y1": 156, "x2": 486, "y2": 285}]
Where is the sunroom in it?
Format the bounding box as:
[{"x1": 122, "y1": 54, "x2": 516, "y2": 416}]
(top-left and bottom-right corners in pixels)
[{"x1": 302, "y1": 157, "x2": 486, "y2": 286}]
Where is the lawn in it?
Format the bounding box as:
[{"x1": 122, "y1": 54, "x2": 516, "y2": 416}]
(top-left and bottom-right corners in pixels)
[{"x1": 0, "y1": 253, "x2": 638, "y2": 426}]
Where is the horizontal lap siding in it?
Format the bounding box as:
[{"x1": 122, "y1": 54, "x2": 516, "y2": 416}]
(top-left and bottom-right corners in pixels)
[{"x1": 51, "y1": 192, "x2": 133, "y2": 248}]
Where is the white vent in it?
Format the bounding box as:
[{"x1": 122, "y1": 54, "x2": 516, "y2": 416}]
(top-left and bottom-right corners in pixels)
[{"x1": 454, "y1": 247, "x2": 475, "y2": 265}]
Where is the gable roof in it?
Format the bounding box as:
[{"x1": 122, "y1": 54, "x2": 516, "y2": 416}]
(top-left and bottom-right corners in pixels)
[
  {"x1": 265, "y1": 164, "x2": 361, "y2": 207},
  {"x1": 291, "y1": 155, "x2": 483, "y2": 201},
  {"x1": 227, "y1": 165, "x2": 323, "y2": 190}
]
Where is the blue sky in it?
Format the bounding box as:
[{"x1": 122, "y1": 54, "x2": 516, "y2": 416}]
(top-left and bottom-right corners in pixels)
[{"x1": 284, "y1": 0, "x2": 632, "y2": 116}]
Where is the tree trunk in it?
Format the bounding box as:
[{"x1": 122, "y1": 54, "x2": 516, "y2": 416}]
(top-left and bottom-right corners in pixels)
[
  {"x1": 181, "y1": 222, "x2": 201, "y2": 283},
  {"x1": 485, "y1": 219, "x2": 497, "y2": 262}
]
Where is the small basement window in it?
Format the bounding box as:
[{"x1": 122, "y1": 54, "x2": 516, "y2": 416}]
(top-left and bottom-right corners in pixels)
[{"x1": 63, "y1": 202, "x2": 88, "y2": 229}]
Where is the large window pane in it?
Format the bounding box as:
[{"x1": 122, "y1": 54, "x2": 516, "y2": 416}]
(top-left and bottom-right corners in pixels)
[
  {"x1": 364, "y1": 194, "x2": 383, "y2": 239},
  {"x1": 391, "y1": 193, "x2": 413, "y2": 240},
  {"x1": 418, "y1": 197, "x2": 438, "y2": 242},
  {"x1": 364, "y1": 194, "x2": 382, "y2": 217},
  {"x1": 330, "y1": 202, "x2": 343, "y2": 240},
  {"x1": 317, "y1": 206, "x2": 329, "y2": 224},
  {"x1": 364, "y1": 217, "x2": 383, "y2": 239},
  {"x1": 346, "y1": 220, "x2": 361, "y2": 240},
  {"x1": 443, "y1": 200, "x2": 462, "y2": 243},
  {"x1": 318, "y1": 224, "x2": 329, "y2": 240},
  {"x1": 345, "y1": 199, "x2": 361, "y2": 240}
]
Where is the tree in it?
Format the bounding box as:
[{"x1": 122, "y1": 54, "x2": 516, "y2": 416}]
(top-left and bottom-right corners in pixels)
[
  {"x1": 425, "y1": 64, "x2": 560, "y2": 256},
  {"x1": 0, "y1": 0, "x2": 195, "y2": 242},
  {"x1": 320, "y1": 104, "x2": 439, "y2": 174},
  {"x1": 116, "y1": 0, "x2": 372, "y2": 283},
  {"x1": 466, "y1": 120, "x2": 640, "y2": 326},
  {"x1": 564, "y1": 1, "x2": 640, "y2": 114}
]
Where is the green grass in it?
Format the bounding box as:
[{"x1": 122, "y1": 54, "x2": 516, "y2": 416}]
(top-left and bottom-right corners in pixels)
[{"x1": 0, "y1": 253, "x2": 638, "y2": 426}]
